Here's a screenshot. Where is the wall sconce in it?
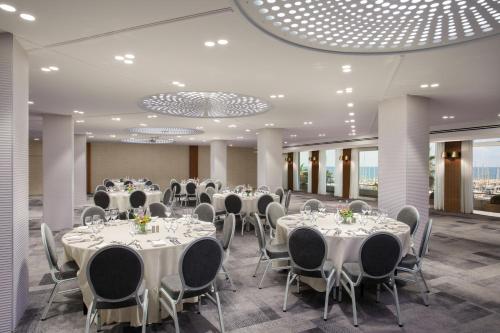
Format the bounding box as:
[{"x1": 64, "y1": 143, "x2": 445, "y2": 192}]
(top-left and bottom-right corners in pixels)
[
  {"x1": 309, "y1": 156, "x2": 317, "y2": 162},
  {"x1": 441, "y1": 151, "x2": 461, "y2": 159},
  {"x1": 339, "y1": 154, "x2": 350, "y2": 161}
]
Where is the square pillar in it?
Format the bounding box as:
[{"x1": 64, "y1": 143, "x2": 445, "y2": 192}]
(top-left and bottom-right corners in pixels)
[{"x1": 257, "y1": 128, "x2": 283, "y2": 191}]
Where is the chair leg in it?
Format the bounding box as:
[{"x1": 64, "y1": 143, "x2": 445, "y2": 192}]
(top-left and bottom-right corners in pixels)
[
  {"x1": 222, "y1": 265, "x2": 236, "y2": 292},
  {"x1": 392, "y1": 283, "x2": 403, "y2": 327},
  {"x1": 142, "y1": 290, "x2": 149, "y2": 333},
  {"x1": 350, "y1": 283, "x2": 358, "y2": 327},
  {"x1": 323, "y1": 281, "x2": 331, "y2": 321},
  {"x1": 170, "y1": 299, "x2": 180, "y2": 333},
  {"x1": 241, "y1": 217, "x2": 245, "y2": 236},
  {"x1": 85, "y1": 301, "x2": 95, "y2": 333},
  {"x1": 376, "y1": 283, "x2": 381, "y2": 303},
  {"x1": 416, "y1": 272, "x2": 429, "y2": 306},
  {"x1": 283, "y1": 271, "x2": 292, "y2": 312},
  {"x1": 96, "y1": 311, "x2": 101, "y2": 331},
  {"x1": 215, "y1": 291, "x2": 225, "y2": 333},
  {"x1": 258, "y1": 261, "x2": 271, "y2": 289},
  {"x1": 418, "y1": 270, "x2": 430, "y2": 293},
  {"x1": 253, "y1": 253, "x2": 263, "y2": 277},
  {"x1": 41, "y1": 282, "x2": 59, "y2": 320}
]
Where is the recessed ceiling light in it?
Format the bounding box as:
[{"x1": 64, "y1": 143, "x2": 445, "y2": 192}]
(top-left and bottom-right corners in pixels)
[
  {"x1": 318, "y1": 133, "x2": 326, "y2": 137},
  {"x1": 350, "y1": 119, "x2": 355, "y2": 123},
  {"x1": 430, "y1": 83, "x2": 440, "y2": 88},
  {"x1": 48, "y1": 66, "x2": 59, "y2": 71},
  {"x1": 245, "y1": 129, "x2": 251, "y2": 132},
  {"x1": 178, "y1": 83, "x2": 186, "y2": 87},
  {"x1": 19, "y1": 13, "x2": 35, "y2": 21},
  {"x1": 147, "y1": 115, "x2": 158, "y2": 119},
  {"x1": 347, "y1": 103, "x2": 354, "y2": 108},
  {"x1": 114, "y1": 55, "x2": 124, "y2": 61},
  {"x1": 345, "y1": 87, "x2": 353, "y2": 93},
  {"x1": 237, "y1": 136, "x2": 244, "y2": 139},
  {"x1": 205, "y1": 41, "x2": 216, "y2": 47},
  {"x1": 176, "y1": 135, "x2": 182, "y2": 138},
  {"x1": 139, "y1": 123, "x2": 147, "y2": 127},
  {"x1": 172, "y1": 81, "x2": 179, "y2": 85},
  {"x1": 265, "y1": 123, "x2": 275, "y2": 127},
  {"x1": 124, "y1": 54, "x2": 135, "y2": 59},
  {"x1": 33, "y1": 137, "x2": 40, "y2": 141},
  {"x1": 217, "y1": 39, "x2": 229, "y2": 45},
  {"x1": 75, "y1": 120, "x2": 85, "y2": 123},
  {"x1": 290, "y1": 134, "x2": 297, "y2": 137},
  {"x1": 270, "y1": 95, "x2": 276, "y2": 99},
  {"x1": 41, "y1": 67, "x2": 51, "y2": 72},
  {"x1": 28, "y1": 101, "x2": 34, "y2": 105},
  {"x1": 86, "y1": 132, "x2": 93, "y2": 135},
  {"x1": 344, "y1": 120, "x2": 350, "y2": 123},
  {"x1": 228, "y1": 124, "x2": 237, "y2": 128},
  {"x1": 111, "y1": 117, "x2": 120, "y2": 121},
  {"x1": 449, "y1": 116, "x2": 455, "y2": 119},
  {"x1": 73, "y1": 110, "x2": 84, "y2": 115},
  {"x1": 123, "y1": 59, "x2": 134, "y2": 64},
  {"x1": 348, "y1": 112, "x2": 355, "y2": 116},
  {"x1": 213, "y1": 119, "x2": 221, "y2": 123},
  {"x1": 336, "y1": 90, "x2": 344, "y2": 94},
  {"x1": 342, "y1": 65, "x2": 352, "y2": 73},
  {"x1": 351, "y1": 125, "x2": 356, "y2": 129},
  {"x1": 277, "y1": 94, "x2": 284, "y2": 98},
  {"x1": 109, "y1": 134, "x2": 116, "y2": 138},
  {"x1": 303, "y1": 121, "x2": 313, "y2": 125},
  {"x1": 498, "y1": 114, "x2": 500, "y2": 117},
  {"x1": 420, "y1": 84, "x2": 429, "y2": 88},
  {"x1": 88, "y1": 135, "x2": 94, "y2": 139},
  {"x1": 284, "y1": 141, "x2": 288, "y2": 144},
  {"x1": 442, "y1": 116, "x2": 449, "y2": 119},
  {"x1": 196, "y1": 126, "x2": 203, "y2": 130},
  {"x1": 0, "y1": 4, "x2": 16, "y2": 12}
]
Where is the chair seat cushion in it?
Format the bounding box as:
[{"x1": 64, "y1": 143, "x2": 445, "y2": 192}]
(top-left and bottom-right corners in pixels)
[
  {"x1": 58, "y1": 260, "x2": 79, "y2": 279},
  {"x1": 292, "y1": 260, "x2": 334, "y2": 278},
  {"x1": 265, "y1": 241, "x2": 289, "y2": 259},
  {"x1": 161, "y1": 274, "x2": 211, "y2": 299},
  {"x1": 398, "y1": 254, "x2": 418, "y2": 269}
]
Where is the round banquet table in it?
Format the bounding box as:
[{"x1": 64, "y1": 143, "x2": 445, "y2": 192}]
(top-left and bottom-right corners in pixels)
[
  {"x1": 61, "y1": 218, "x2": 216, "y2": 326},
  {"x1": 111, "y1": 180, "x2": 146, "y2": 190},
  {"x1": 107, "y1": 190, "x2": 162, "y2": 211},
  {"x1": 212, "y1": 192, "x2": 280, "y2": 215},
  {"x1": 275, "y1": 213, "x2": 411, "y2": 291}
]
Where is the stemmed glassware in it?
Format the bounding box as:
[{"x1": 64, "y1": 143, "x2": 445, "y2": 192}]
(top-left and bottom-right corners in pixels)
[
  {"x1": 111, "y1": 208, "x2": 118, "y2": 222},
  {"x1": 304, "y1": 205, "x2": 311, "y2": 219},
  {"x1": 104, "y1": 209, "x2": 111, "y2": 225}
]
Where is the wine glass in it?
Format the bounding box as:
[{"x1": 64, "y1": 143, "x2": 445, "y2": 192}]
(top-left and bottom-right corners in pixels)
[
  {"x1": 165, "y1": 205, "x2": 172, "y2": 219},
  {"x1": 92, "y1": 215, "x2": 101, "y2": 233},
  {"x1": 104, "y1": 210, "x2": 111, "y2": 225},
  {"x1": 192, "y1": 213, "x2": 199, "y2": 224},
  {"x1": 304, "y1": 205, "x2": 311, "y2": 217},
  {"x1": 84, "y1": 216, "x2": 92, "y2": 228},
  {"x1": 111, "y1": 209, "x2": 118, "y2": 222}
]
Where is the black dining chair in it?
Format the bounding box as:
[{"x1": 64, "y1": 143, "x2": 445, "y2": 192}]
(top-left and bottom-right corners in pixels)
[
  {"x1": 149, "y1": 202, "x2": 167, "y2": 217},
  {"x1": 199, "y1": 192, "x2": 212, "y2": 204},
  {"x1": 171, "y1": 182, "x2": 184, "y2": 203},
  {"x1": 224, "y1": 194, "x2": 244, "y2": 235},
  {"x1": 93, "y1": 190, "x2": 110, "y2": 210},
  {"x1": 129, "y1": 190, "x2": 147, "y2": 209},
  {"x1": 85, "y1": 245, "x2": 149, "y2": 333},
  {"x1": 185, "y1": 182, "x2": 197, "y2": 206},
  {"x1": 104, "y1": 180, "x2": 115, "y2": 188}
]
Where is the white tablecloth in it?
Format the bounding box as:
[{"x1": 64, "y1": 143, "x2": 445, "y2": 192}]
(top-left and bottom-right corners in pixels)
[
  {"x1": 212, "y1": 192, "x2": 280, "y2": 214},
  {"x1": 179, "y1": 182, "x2": 208, "y2": 195},
  {"x1": 276, "y1": 213, "x2": 411, "y2": 290},
  {"x1": 112, "y1": 180, "x2": 146, "y2": 191},
  {"x1": 108, "y1": 191, "x2": 162, "y2": 211},
  {"x1": 62, "y1": 218, "x2": 216, "y2": 326}
]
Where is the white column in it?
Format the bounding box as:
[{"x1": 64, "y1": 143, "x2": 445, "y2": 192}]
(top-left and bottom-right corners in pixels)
[
  {"x1": 378, "y1": 95, "x2": 429, "y2": 245},
  {"x1": 74, "y1": 135, "x2": 87, "y2": 208},
  {"x1": 0, "y1": 32, "x2": 29, "y2": 330},
  {"x1": 292, "y1": 151, "x2": 299, "y2": 191},
  {"x1": 434, "y1": 142, "x2": 445, "y2": 210},
  {"x1": 350, "y1": 148, "x2": 359, "y2": 199},
  {"x1": 210, "y1": 140, "x2": 227, "y2": 186},
  {"x1": 282, "y1": 154, "x2": 288, "y2": 189},
  {"x1": 257, "y1": 128, "x2": 283, "y2": 191},
  {"x1": 43, "y1": 114, "x2": 74, "y2": 231},
  {"x1": 334, "y1": 149, "x2": 343, "y2": 197},
  {"x1": 318, "y1": 150, "x2": 327, "y2": 194},
  {"x1": 461, "y1": 140, "x2": 474, "y2": 213}
]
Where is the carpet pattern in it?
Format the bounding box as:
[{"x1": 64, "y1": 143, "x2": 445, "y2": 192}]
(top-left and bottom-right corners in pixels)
[{"x1": 16, "y1": 193, "x2": 500, "y2": 332}]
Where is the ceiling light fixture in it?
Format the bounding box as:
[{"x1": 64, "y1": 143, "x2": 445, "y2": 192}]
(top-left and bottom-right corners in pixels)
[
  {"x1": 73, "y1": 110, "x2": 84, "y2": 115},
  {"x1": 342, "y1": 65, "x2": 352, "y2": 73},
  {"x1": 33, "y1": 138, "x2": 40, "y2": 141},
  {"x1": 41, "y1": 66, "x2": 59, "y2": 72},
  {"x1": 245, "y1": 129, "x2": 251, "y2": 132},
  {"x1": 265, "y1": 123, "x2": 275, "y2": 127},
  {"x1": 318, "y1": 133, "x2": 326, "y2": 137},
  {"x1": 109, "y1": 134, "x2": 116, "y2": 138},
  {"x1": 123, "y1": 59, "x2": 133, "y2": 65},
  {"x1": 347, "y1": 103, "x2": 354, "y2": 108},
  {"x1": 303, "y1": 121, "x2": 313, "y2": 125},
  {"x1": 420, "y1": 84, "x2": 429, "y2": 88},
  {"x1": 217, "y1": 39, "x2": 229, "y2": 45},
  {"x1": 86, "y1": 132, "x2": 92, "y2": 135},
  {"x1": 28, "y1": 101, "x2": 34, "y2": 105},
  {"x1": 205, "y1": 41, "x2": 216, "y2": 47},
  {"x1": 348, "y1": 112, "x2": 355, "y2": 116},
  {"x1": 0, "y1": 4, "x2": 16, "y2": 12},
  {"x1": 228, "y1": 124, "x2": 237, "y2": 128},
  {"x1": 115, "y1": 54, "x2": 135, "y2": 64},
  {"x1": 124, "y1": 54, "x2": 135, "y2": 59},
  {"x1": 336, "y1": 90, "x2": 344, "y2": 94},
  {"x1": 290, "y1": 134, "x2": 297, "y2": 138},
  {"x1": 75, "y1": 120, "x2": 85, "y2": 123},
  {"x1": 111, "y1": 117, "x2": 121, "y2": 121},
  {"x1": 139, "y1": 123, "x2": 147, "y2": 127},
  {"x1": 19, "y1": 13, "x2": 35, "y2": 21},
  {"x1": 88, "y1": 135, "x2": 94, "y2": 139},
  {"x1": 147, "y1": 115, "x2": 158, "y2": 119},
  {"x1": 129, "y1": 127, "x2": 203, "y2": 136},
  {"x1": 171, "y1": 81, "x2": 186, "y2": 88},
  {"x1": 345, "y1": 87, "x2": 353, "y2": 93},
  {"x1": 430, "y1": 83, "x2": 440, "y2": 88}
]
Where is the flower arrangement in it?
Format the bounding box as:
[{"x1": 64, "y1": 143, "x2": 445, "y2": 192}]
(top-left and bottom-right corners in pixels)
[
  {"x1": 245, "y1": 185, "x2": 253, "y2": 196},
  {"x1": 339, "y1": 208, "x2": 354, "y2": 224},
  {"x1": 134, "y1": 213, "x2": 151, "y2": 233},
  {"x1": 126, "y1": 184, "x2": 134, "y2": 193}
]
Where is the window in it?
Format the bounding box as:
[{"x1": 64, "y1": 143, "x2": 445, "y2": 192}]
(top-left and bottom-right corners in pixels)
[
  {"x1": 325, "y1": 150, "x2": 336, "y2": 193},
  {"x1": 473, "y1": 139, "x2": 500, "y2": 215},
  {"x1": 359, "y1": 150, "x2": 378, "y2": 198},
  {"x1": 299, "y1": 151, "x2": 309, "y2": 192}
]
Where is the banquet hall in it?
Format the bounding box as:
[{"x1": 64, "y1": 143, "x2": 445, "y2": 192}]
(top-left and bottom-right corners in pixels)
[{"x1": 1, "y1": 0, "x2": 500, "y2": 332}]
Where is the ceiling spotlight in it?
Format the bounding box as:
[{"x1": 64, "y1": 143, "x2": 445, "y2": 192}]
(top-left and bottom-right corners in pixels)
[
  {"x1": 73, "y1": 110, "x2": 84, "y2": 115},
  {"x1": 124, "y1": 54, "x2": 135, "y2": 59},
  {"x1": 33, "y1": 137, "x2": 40, "y2": 141},
  {"x1": 0, "y1": 4, "x2": 16, "y2": 12},
  {"x1": 265, "y1": 123, "x2": 275, "y2": 127},
  {"x1": 109, "y1": 134, "x2": 116, "y2": 138},
  {"x1": 176, "y1": 135, "x2": 182, "y2": 138},
  {"x1": 430, "y1": 83, "x2": 440, "y2": 88},
  {"x1": 172, "y1": 81, "x2": 179, "y2": 85},
  {"x1": 228, "y1": 124, "x2": 237, "y2": 128},
  {"x1": 114, "y1": 55, "x2": 125, "y2": 61},
  {"x1": 303, "y1": 121, "x2": 313, "y2": 125},
  {"x1": 351, "y1": 125, "x2": 356, "y2": 129},
  {"x1": 213, "y1": 119, "x2": 221, "y2": 123},
  {"x1": 290, "y1": 134, "x2": 297, "y2": 138},
  {"x1": 348, "y1": 112, "x2": 355, "y2": 116},
  {"x1": 284, "y1": 141, "x2": 288, "y2": 144},
  {"x1": 75, "y1": 120, "x2": 85, "y2": 123},
  {"x1": 205, "y1": 41, "x2": 216, "y2": 47},
  {"x1": 318, "y1": 133, "x2": 326, "y2": 137},
  {"x1": 420, "y1": 84, "x2": 429, "y2": 88},
  {"x1": 449, "y1": 116, "x2": 455, "y2": 119},
  {"x1": 345, "y1": 87, "x2": 353, "y2": 93},
  {"x1": 86, "y1": 132, "x2": 92, "y2": 135},
  {"x1": 270, "y1": 95, "x2": 276, "y2": 99},
  {"x1": 28, "y1": 101, "x2": 34, "y2": 105},
  {"x1": 139, "y1": 123, "x2": 147, "y2": 127},
  {"x1": 177, "y1": 83, "x2": 185, "y2": 87},
  {"x1": 111, "y1": 117, "x2": 120, "y2": 121},
  {"x1": 245, "y1": 129, "x2": 251, "y2": 132},
  {"x1": 217, "y1": 39, "x2": 229, "y2": 45},
  {"x1": 123, "y1": 59, "x2": 134, "y2": 64},
  {"x1": 442, "y1": 116, "x2": 449, "y2": 119},
  {"x1": 350, "y1": 119, "x2": 355, "y2": 123},
  {"x1": 196, "y1": 126, "x2": 204, "y2": 130},
  {"x1": 336, "y1": 90, "x2": 344, "y2": 94},
  {"x1": 277, "y1": 94, "x2": 284, "y2": 98},
  {"x1": 19, "y1": 13, "x2": 35, "y2": 21},
  {"x1": 48, "y1": 66, "x2": 59, "y2": 71},
  {"x1": 342, "y1": 65, "x2": 352, "y2": 73},
  {"x1": 344, "y1": 120, "x2": 350, "y2": 123},
  {"x1": 147, "y1": 115, "x2": 158, "y2": 119},
  {"x1": 41, "y1": 67, "x2": 51, "y2": 72},
  {"x1": 347, "y1": 103, "x2": 354, "y2": 108}
]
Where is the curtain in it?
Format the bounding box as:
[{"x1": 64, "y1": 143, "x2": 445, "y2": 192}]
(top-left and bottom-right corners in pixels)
[
  {"x1": 334, "y1": 149, "x2": 343, "y2": 197},
  {"x1": 318, "y1": 150, "x2": 327, "y2": 194},
  {"x1": 434, "y1": 142, "x2": 445, "y2": 210},
  {"x1": 461, "y1": 140, "x2": 474, "y2": 213},
  {"x1": 350, "y1": 148, "x2": 359, "y2": 199},
  {"x1": 293, "y1": 151, "x2": 299, "y2": 191}
]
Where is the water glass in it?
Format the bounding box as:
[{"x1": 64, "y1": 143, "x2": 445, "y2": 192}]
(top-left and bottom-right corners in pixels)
[
  {"x1": 304, "y1": 205, "x2": 311, "y2": 217},
  {"x1": 104, "y1": 210, "x2": 111, "y2": 224},
  {"x1": 192, "y1": 213, "x2": 199, "y2": 224},
  {"x1": 165, "y1": 205, "x2": 172, "y2": 219},
  {"x1": 84, "y1": 216, "x2": 92, "y2": 228},
  {"x1": 111, "y1": 209, "x2": 118, "y2": 221}
]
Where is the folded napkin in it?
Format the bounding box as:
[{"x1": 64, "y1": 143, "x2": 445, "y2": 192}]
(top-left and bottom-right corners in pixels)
[
  {"x1": 151, "y1": 240, "x2": 167, "y2": 247},
  {"x1": 65, "y1": 235, "x2": 84, "y2": 242}
]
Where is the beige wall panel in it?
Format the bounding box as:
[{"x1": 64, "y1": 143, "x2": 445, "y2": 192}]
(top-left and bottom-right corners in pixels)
[
  {"x1": 227, "y1": 147, "x2": 257, "y2": 188},
  {"x1": 198, "y1": 145, "x2": 210, "y2": 180},
  {"x1": 29, "y1": 141, "x2": 43, "y2": 195}
]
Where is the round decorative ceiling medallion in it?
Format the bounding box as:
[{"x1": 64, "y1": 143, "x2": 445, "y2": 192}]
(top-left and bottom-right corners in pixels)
[
  {"x1": 128, "y1": 127, "x2": 204, "y2": 136},
  {"x1": 139, "y1": 91, "x2": 271, "y2": 118},
  {"x1": 234, "y1": 0, "x2": 500, "y2": 53},
  {"x1": 121, "y1": 136, "x2": 175, "y2": 144}
]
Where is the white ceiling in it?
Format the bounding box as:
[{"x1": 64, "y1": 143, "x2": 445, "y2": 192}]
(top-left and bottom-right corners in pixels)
[{"x1": 1, "y1": 0, "x2": 499, "y2": 147}]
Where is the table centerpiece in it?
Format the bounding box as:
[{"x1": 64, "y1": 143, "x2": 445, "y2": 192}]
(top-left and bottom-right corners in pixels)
[
  {"x1": 339, "y1": 208, "x2": 355, "y2": 224},
  {"x1": 134, "y1": 212, "x2": 151, "y2": 233}
]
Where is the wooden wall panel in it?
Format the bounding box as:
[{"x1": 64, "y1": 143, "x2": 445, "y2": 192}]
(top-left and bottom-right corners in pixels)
[
  {"x1": 342, "y1": 149, "x2": 352, "y2": 198},
  {"x1": 287, "y1": 152, "x2": 293, "y2": 190},
  {"x1": 86, "y1": 142, "x2": 92, "y2": 193},
  {"x1": 311, "y1": 150, "x2": 320, "y2": 194},
  {"x1": 189, "y1": 145, "x2": 198, "y2": 179},
  {"x1": 444, "y1": 141, "x2": 461, "y2": 213}
]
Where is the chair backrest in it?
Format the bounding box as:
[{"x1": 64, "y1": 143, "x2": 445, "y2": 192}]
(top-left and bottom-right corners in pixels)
[
  {"x1": 301, "y1": 199, "x2": 323, "y2": 211},
  {"x1": 266, "y1": 202, "x2": 285, "y2": 229},
  {"x1": 87, "y1": 245, "x2": 144, "y2": 303},
  {"x1": 215, "y1": 180, "x2": 222, "y2": 191},
  {"x1": 81, "y1": 206, "x2": 106, "y2": 225},
  {"x1": 359, "y1": 232, "x2": 402, "y2": 279},
  {"x1": 224, "y1": 194, "x2": 242, "y2": 214},
  {"x1": 396, "y1": 205, "x2": 420, "y2": 236},
  {"x1": 124, "y1": 180, "x2": 133, "y2": 186},
  {"x1": 205, "y1": 182, "x2": 216, "y2": 189},
  {"x1": 205, "y1": 187, "x2": 216, "y2": 198},
  {"x1": 275, "y1": 187, "x2": 285, "y2": 204},
  {"x1": 186, "y1": 182, "x2": 197, "y2": 195},
  {"x1": 222, "y1": 213, "x2": 236, "y2": 250},
  {"x1": 171, "y1": 182, "x2": 181, "y2": 195},
  {"x1": 145, "y1": 180, "x2": 153, "y2": 186},
  {"x1": 194, "y1": 203, "x2": 215, "y2": 223},
  {"x1": 252, "y1": 213, "x2": 266, "y2": 252},
  {"x1": 258, "y1": 185, "x2": 270, "y2": 192},
  {"x1": 179, "y1": 237, "x2": 223, "y2": 292},
  {"x1": 104, "y1": 180, "x2": 115, "y2": 188},
  {"x1": 163, "y1": 188, "x2": 172, "y2": 205},
  {"x1": 288, "y1": 227, "x2": 327, "y2": 271},
  {"x1": 150, "y1": 184, "x2": 160, "y2": 191},
  {"x1": 284, "y1": 190, "x2": 292, "y2": 211},
  {"x1": 149, "y1": 202, "x2": 167, "y2": 217},
  {"x1": 199, "y1": 192, "x2": 212, "y2": 204},
  {"x1": 95, "y1": 185, "x2": 106, "y2": 192},
  {"x1": 348, "y1": 200, "x2": 370, "y2": 213},
  {"x1": 417, "y1": 219, "x2": 433, "y2": 259},
  {"x1": 41, "y1": 223, "x2": 59, "y2": 270},
  {"x1": 170, "y1": 178, "x2": 177, "y2": 185},
  {"x1": 257, "y1": 194, "x2": 274, "y2": 216},
  {"x1": 94, "y1": 190, "x2": 110, "y2": 209},
  {"x1": 103, "y1": 178, "x2": 110, "y2": 185},
  {"x1": 129, "y1": 190, "x2": 147, "y2": 208}
]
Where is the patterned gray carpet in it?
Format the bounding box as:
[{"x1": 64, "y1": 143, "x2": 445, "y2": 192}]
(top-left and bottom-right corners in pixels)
[{"x1": 16, "y1": 193, "x2": 500, "y2": 332}]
